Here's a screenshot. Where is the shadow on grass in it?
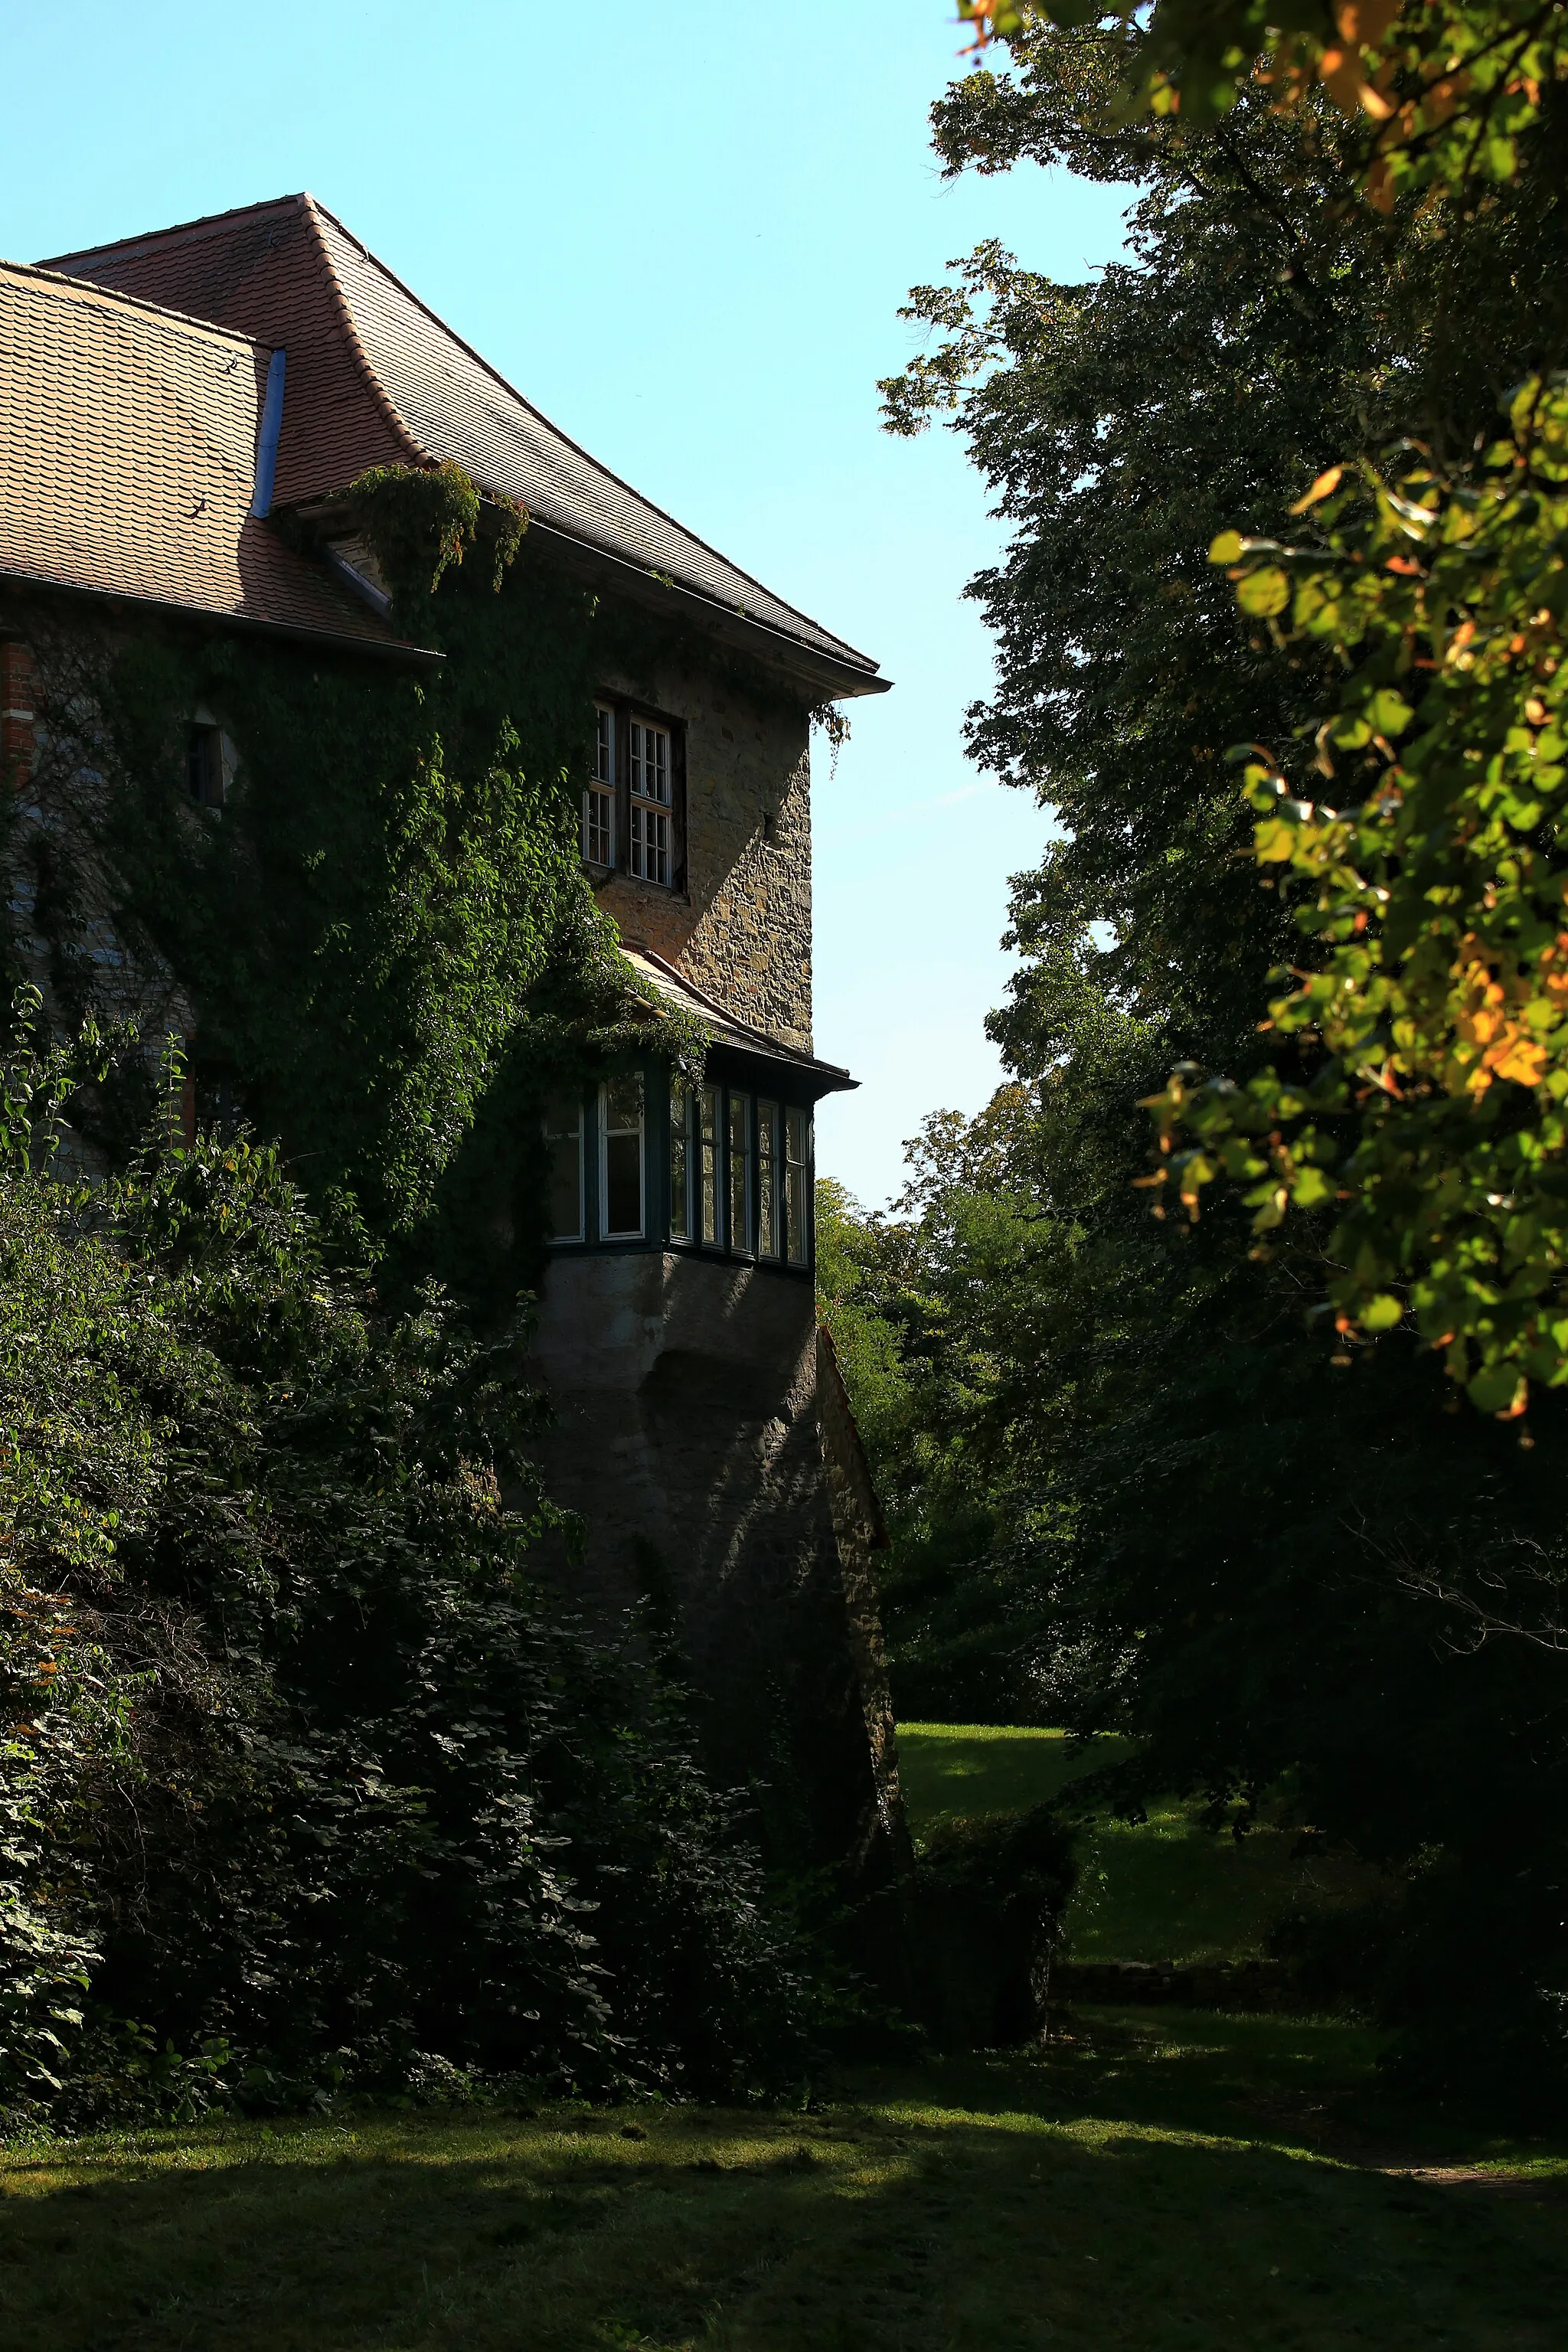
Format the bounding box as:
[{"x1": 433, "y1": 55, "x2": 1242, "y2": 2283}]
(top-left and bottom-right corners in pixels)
[{"x1": 5, "y1": 2019, "x2": 1566, "y2": 2351}]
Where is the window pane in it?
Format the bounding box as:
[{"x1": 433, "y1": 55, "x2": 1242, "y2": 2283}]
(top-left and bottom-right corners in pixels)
[
  {"x1": 544, "y1": 1095, "x2": 583, "y2": 1242},
  {"x1": 757, "y1": 1099, "x2": 779, "y2": 1259},
  {"x1": 669, "y1": 1076, "x2": 691, "y2": 1242},
  {"x1": 585, "y1": 785, "x2": 613, "y2": 865},
  {"x1": 186, "y1": 724, "x2": 223, "y2": 808},
  {"x1": 630, "y1": 720, "x2": 671, "y2": 802},
  {"x1": 698, "y1": 1083, "x2": 719, "y2": 1243},
  {"x1": 584, "y1": 706, "x2": 615, "y2": 864},
  {"x1": 785, "y1": 1106, "x2": 809, "y2": 1266},
  {"x1": 728, "y1": 1092, "x2": 751, "y2": 1254},
  {"x1": 628, "y1": 718, "x2": 672, "y2": 886},
  {"x1": 601, "y1": 1072, "x2": 645, "y2": 1237}
]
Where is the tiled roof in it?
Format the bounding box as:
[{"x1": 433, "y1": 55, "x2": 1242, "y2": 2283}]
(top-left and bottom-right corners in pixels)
[
  {"x1": 0, "y1": 261, "x2": 417, "y2": 653},
  {"x1": 43, "y1": 195, "x2": 884, "y2": 691},
  {"x1": 623, "y1": 946, "x2": 857, "y2": 1092}
]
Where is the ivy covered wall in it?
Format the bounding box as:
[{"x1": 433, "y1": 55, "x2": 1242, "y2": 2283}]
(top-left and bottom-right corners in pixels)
[{"x1": 0, "y1": 472, "x2": 795, "y2": 1306}]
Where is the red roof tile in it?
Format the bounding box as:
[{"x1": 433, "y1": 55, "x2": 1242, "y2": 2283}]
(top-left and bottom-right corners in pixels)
[
  {"x1": 0, "y1": 261, "x2": 420, "y2": 653},
  {"x1": 44, "y1": 195, "x2": 883, "y2": 688}
]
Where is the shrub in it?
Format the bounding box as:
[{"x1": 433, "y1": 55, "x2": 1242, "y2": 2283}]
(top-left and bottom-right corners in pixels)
[{"x1": 0, "y1": 1004, "x2": 807, "y2": 2122}]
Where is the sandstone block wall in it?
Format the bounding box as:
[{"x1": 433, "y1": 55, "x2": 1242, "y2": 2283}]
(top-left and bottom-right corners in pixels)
[{"x1": 590, "y1": 652, "x2": 814, "y2": 1051}]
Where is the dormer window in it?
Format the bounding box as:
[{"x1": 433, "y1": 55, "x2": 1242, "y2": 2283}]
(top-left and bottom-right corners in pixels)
[{"x1": 583, "y1": 697, "x2": 683, "y2": 890}]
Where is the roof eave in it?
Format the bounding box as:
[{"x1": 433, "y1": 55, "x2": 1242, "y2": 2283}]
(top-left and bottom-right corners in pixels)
[
  {"x1": 292, "y1": 491, "x2": 889, "y2": 704},
  {"x1": 626, "y1": 947, "x2": 860, "y2": 1094},
  {"x1": 0, "y1": 569, "x2": 444, "y2": 667},
  {"x1": 528, "y1": 518, "x2": 890, "y2": 704}
]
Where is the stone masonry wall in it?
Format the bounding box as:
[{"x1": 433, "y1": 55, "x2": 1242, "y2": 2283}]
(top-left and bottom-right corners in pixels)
[
  {"x1": 527, "y1": 1251, "x2": 897, "y2": 1879},
  {"x1": 0, "y1": 597, "x2": 192, "y2": 1054},
  {"x1": 590, "y1": 651, "x2": 814, "y2": 1051}
]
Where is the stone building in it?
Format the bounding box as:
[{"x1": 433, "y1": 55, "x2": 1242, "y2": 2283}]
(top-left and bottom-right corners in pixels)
[{"x1": 0, "y1": 196, "x2": 906, "y2": 1883}]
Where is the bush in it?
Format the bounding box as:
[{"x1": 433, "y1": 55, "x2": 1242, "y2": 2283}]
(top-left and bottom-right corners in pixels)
[
  {"x1": 914, "y1": 1805, "x2": 1076, "y2": 2047},
  {"x1": 0, "y1": 1005, "x2": 808, "y2": 2122}
]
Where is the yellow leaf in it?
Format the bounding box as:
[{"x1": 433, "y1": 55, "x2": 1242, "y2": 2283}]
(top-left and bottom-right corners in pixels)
[
  {"x1": 1290, "y1": 466, "x2": 1344, "y2": 514},
  {"x1": 1489, "y1": 1034, "x2": 1550, "y2": 1086}
]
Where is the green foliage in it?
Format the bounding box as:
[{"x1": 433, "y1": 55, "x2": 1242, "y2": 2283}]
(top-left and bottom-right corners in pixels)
[
  {"x1": 345, "y1": 460, "x2": 526, "y2": 597},
  {"x1": 956, "y1": 0, "x2": 1568, "y2": 210},
  {"x1": 897, "y1": 1726, "x2": 1391, "y2": 1965},
  {"x1": 345, "y1": 459, "x2": 487, "y2": 596},
  {"x1": 1150, "y1": 380, "x2": 1568, "y2": 1418},
  {"x1": 84, "y1": 528, "x2": 618, "y2": 1245},
  {"x1": 815, "y1": 1119, "x2": 1063, "y2": 1724},
  {"x1": 861, "y1": 18, "x2": 1568, "y2": 2106},
  {"x1": 0, "y1": 1011, "x2": 809, "y2": 2125},
  {"x1": 2, "y1": 458, "x2": 728, "y2": 1295}
]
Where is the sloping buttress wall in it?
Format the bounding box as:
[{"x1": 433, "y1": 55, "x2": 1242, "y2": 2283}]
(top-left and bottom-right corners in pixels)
[{"x1": 528, "y1": 1250, "x2": 904, "y2": 1881}]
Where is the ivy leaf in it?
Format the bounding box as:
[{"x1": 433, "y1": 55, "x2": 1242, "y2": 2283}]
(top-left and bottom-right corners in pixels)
[{"x1": 1236, "y1": 567, "x2": 1291, "y2": 619}]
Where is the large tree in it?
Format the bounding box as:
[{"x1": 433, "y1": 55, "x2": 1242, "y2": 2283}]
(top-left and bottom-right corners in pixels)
[{"x1": 845, "y1": 19, "x2": 1568, "y2": 2102}]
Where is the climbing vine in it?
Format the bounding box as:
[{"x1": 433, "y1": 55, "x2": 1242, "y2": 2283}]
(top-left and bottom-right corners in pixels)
[
  {"x1": 345, "y1": 459, "x2": 525, "y2": 596},
  {"x1": 0, "y1": 462, "x2": 746, "y2": 1307}
]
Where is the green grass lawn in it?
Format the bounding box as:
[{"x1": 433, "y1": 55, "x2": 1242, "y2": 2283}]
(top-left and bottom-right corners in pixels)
[
  {"x1": 898, "y1": 1724, "x2": 1386, "y2": 1967},
  {"x1": 5, "y1": 2013, "x2": 1564, "y2": 2350}
]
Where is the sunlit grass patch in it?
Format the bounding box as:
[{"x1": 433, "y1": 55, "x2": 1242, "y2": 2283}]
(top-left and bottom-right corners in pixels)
[
  {"x1": 4, "y1": 2014, "x2": 1566, "y2": 2350},
  {"x1": 899, "y1": 1723, "x2": 1386, "y2": 1965}
]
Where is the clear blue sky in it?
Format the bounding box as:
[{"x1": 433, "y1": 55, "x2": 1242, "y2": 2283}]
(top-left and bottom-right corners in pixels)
[{"x1": 3, "y1": 1, "x2": 1127, "y2": 1207}]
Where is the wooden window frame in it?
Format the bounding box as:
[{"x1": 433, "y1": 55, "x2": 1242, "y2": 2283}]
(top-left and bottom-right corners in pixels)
[
  {"x1": 587, "y1": 693, "x2": 687, "y2": 893},
  {"x1": 599, "y1": 1072, "x2": 648, "y2": 1240},
  {"x1": 583, "y1": 704, "x2": 616, "y2": 869}
]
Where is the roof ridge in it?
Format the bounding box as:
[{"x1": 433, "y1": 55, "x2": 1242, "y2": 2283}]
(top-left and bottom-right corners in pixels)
[
  {"x1": 305, "y1": 197, "x2": 874, "y2": 665},
  {"x1": 2, "y1": 258, "x2": 270, "y2": 355},
  {"x1": 298, "y1": 197, "x2": 423, "y2": 479},
  {"x1": 38, "y1": 191, "x2": 309, "y2": 273}
]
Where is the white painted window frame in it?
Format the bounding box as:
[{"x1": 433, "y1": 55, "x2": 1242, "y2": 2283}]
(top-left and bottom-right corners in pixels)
[
  {"x1": 599, "y1": 1073, "x2": 647, "y2": 1240},
  {"x1": 584, "y1": 704, "x2": 616, "y2": 867},
  {"x1": 628, "y1": 717, "x2": 672, "y2": 887}
]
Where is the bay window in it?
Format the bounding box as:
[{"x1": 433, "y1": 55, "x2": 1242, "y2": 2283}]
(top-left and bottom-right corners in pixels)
[
  {"x1": 600, "y1": 1072, "x2": 645, "y2": 1239},
  {"x1": 550, "y1": 1070, "x2": 812, "y2": 1266}
]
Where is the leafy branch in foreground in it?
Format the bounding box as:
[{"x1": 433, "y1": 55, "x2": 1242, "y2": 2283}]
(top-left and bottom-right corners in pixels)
[
  {"x1": 1145, "y1": 377, "x2": 1568, "y2": 1415},
  {"x1": 955, "y1": 0, "x2": 1566, "y2": 209}
]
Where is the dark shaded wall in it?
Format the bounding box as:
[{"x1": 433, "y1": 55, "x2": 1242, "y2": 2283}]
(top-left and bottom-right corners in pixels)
[{"x1": 529, "y1": 1251, "x2": 905, "y2": 1879}]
